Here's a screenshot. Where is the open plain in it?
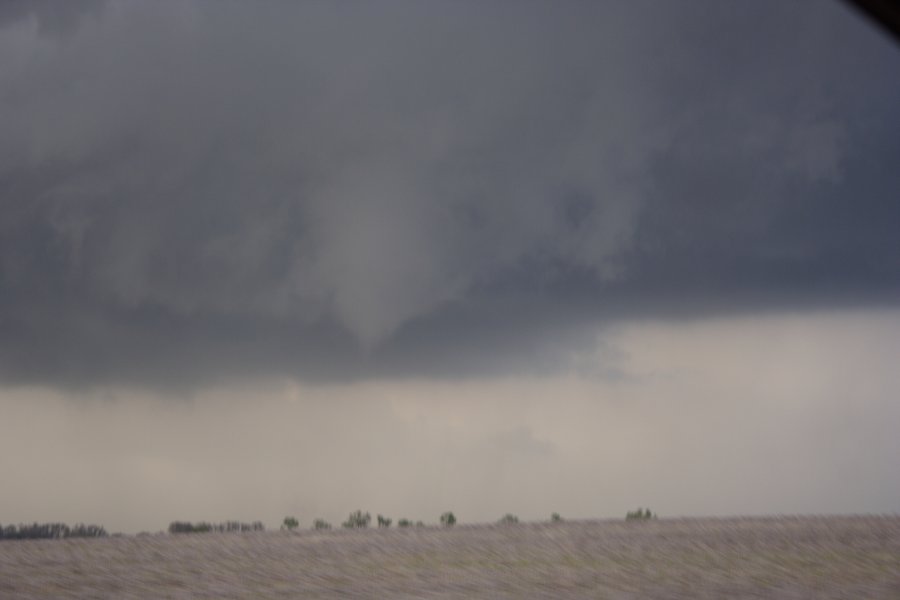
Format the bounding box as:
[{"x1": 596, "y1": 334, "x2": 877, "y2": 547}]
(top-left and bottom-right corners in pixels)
[{"x1": 1, "y1": 515, "x2": 898, "y2": 599}]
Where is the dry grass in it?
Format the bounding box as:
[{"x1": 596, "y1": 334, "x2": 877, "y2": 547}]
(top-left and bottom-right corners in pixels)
[{"x1": 1, "y1": 515, "x2": 898, "y2": 598}]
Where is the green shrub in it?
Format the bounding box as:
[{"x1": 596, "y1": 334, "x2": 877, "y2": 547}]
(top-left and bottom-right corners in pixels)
[
  {"x1": 377, "y1": 515, "x2": 392, "y2": 528},
  {"x1": 440, "y1": 512, "x2": 456, "y2": 527},
  {"x1": 282, "y1": 516, "x2": 299, "y2": 531},
  {"x1": 397, "y1": 518, "x2": 412, "y2": 528},
  {"x1": 498, "y1": 513, "x2": 519, "y2": 525},
  {"x1": 626, "y1": 507, "x2": 656, "y2": 521},
  {"x1": 312, "y1": 519, "x2": 331, "y2": 530},
  {"x1": 551, "y1": 513, "x2": 563, "y2": 522},
  {"x1": 342, "y1": 510, "x2": 371, "y2": 529}
]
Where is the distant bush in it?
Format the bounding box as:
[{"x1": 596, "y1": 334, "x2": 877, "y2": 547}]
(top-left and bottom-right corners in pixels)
[
  {"x1": 626, "y1": 508, "x2": 656, "y2": 521},
  {"x1": 415, "y1": 521, "x2": 425, "y2": 527},
  {"x1": 169, "y1": 522, "x2": 198, "y2": 534},
  {"x1": 70, "y1": 524, "x2": 108, "y2": 538},
  {"x1": 377, "y1": 515, "x2": 392, "y2": 528},
  {"x1": 0, "y1": 522, "x2": 107, "y2": 541},
  {"x1": 342, "y1": 510, "x2": 371, "y2": 529},
  {"x1": 551, "y1": 513, "x2": 563, "y2": 523},
  {"x1": 440, "y1": 512, "x2": 456, "y2": 527},
  {"x1": 397, "y1": 518, "x2": 412, "y2": 528},
  {"x1": 313, "y1": 519, "x2": 332, "y2": 530},
  {"x1": 168, "y1": 521, "x2": 264, "y2": 534},
  {"x1": 282, "y1": 516, "x2": 299, "y2": 531},
  {"x1": 498, "y1": 514, "x2": 519, "y2": 525}
]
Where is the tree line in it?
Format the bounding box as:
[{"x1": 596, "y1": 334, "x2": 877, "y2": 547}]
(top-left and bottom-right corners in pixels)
[
  {"x1": 281, "y1": 511, "x2": 440, "y2": 531},
  {"x1": 283, "y1": 510, "x2": 561, "y2": 530},
  {"x1": 0, "y1": 522, "x2": 107, "y2": 540},
  {"x1": 1, "y1": 507, "x2": 653, "y2": 541},
  {"x1": 284, "y1": 508, "x2": 653, "y2": 530},
  {"x1": 167, "y1": 520, "x2": 265, "y2": 534}
]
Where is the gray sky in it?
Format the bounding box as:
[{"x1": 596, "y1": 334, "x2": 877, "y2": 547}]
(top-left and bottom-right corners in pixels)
[{"x1": 1, "y1": 1, "x2": 898, "y2": 533}]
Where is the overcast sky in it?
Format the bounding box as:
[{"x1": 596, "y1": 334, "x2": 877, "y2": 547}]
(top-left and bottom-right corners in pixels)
[{"x1": 1, "y1": 1, "x2": 898, "y2": 533}]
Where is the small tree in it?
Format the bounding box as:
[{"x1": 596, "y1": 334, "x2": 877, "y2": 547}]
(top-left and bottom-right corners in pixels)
[
  {"x1": 342, "y1": 510, "x2": 371, "y2": 529},
  {"x1": 377, "y1": 515, "x2": 392, "y2": 528},
  {"x1": 282, "y1": 516, "x2": 299, "y2": 531},
  {"x1": 312, "y1": 518, "x2": 331, "y2": 530},
  {"x1": 498, "y1": 514, "x2": 519, "y2": 525},
  {"x1": 551, "y1": 513, "x2": 563, "y2": 523},
  {"x1": 440, "y1": 512, "x2": 456, "y2": 527},
  {"x1": 626, "y1": 507, "x2": 655, "y2": 521},
  {"x1": 397, "y1": 518, "x2": 412, "y2": 528}
]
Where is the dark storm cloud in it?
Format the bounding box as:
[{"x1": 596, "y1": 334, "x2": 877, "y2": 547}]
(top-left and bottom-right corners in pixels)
[
  {"x1": 0, "y1": 0, "x2": 898, "y2": 388},
  {"x1": 0, "y1": 0, "x2": 105, "y2": 37}
]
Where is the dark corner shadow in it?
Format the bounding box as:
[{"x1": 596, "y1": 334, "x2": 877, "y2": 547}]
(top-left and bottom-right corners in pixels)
[{"x1": 842, "y1": 0, "x2": 900, "y2": 43}]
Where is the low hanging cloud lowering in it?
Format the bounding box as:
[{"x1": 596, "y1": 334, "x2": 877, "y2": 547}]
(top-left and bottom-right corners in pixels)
[{"x1": 0, "y1": 0, "x2": 899, "y2": 390}]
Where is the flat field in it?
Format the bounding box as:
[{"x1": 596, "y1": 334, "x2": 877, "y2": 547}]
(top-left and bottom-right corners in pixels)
[{"x1": 1, "y1": 516, "x2": 898, "y2": 599}]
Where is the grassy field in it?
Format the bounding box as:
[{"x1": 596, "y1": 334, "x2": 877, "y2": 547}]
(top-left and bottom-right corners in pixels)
[{"x1": 1, "y1": 515, "x2": 898, "y2": 598}]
